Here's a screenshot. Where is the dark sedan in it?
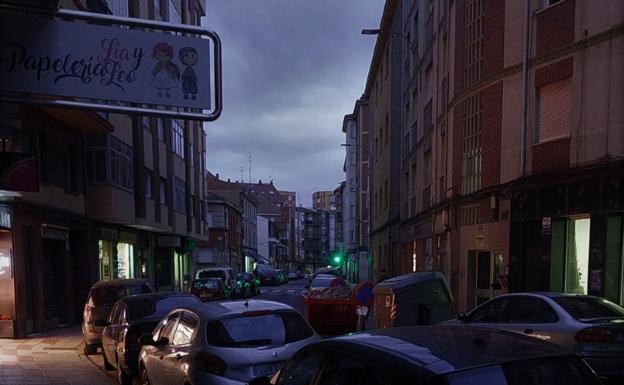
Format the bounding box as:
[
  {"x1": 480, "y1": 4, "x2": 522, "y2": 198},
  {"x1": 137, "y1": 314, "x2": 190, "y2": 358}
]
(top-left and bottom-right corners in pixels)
[
  {"x1": 190, "y1": 277, "x2": 229, "y2": 301},
  {"x1": 100, "y1": 292, "x2": 200, "y2": 385},
  {"x1": 250, "y1": 324, "x2": 603, "y2": 385}
]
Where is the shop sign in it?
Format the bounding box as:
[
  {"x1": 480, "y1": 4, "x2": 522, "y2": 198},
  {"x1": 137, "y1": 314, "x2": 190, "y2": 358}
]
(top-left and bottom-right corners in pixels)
[
  {"x1": 541, "y1": 217, "x2": 552, "y2": 235},
  {"x1": 0, "y1": 8, "x2": 222, "y2": 121},
  {"x1": 0, "y1": 152, "x2": 38, "y2": 192},
  {"x1": 0, "y1": 207, "x2": 10, "y2": 229}
]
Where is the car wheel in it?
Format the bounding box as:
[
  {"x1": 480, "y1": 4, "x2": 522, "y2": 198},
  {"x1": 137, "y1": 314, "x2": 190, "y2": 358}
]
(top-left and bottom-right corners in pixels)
[
  {"x1": 84, "y1": 343, "x2": 98, "y2": 355},
  {"x1": 140, "y1": 364, "x2": 151, "y2": 385},
  {"x1": 117, "y1": 356, "x2": 133, "y2": 385},
  {"x1": 102, "y1": 349, "x2": 114, "y2": 370}
]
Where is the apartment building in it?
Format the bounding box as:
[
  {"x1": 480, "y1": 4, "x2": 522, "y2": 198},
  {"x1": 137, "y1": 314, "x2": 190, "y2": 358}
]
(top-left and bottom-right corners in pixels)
[
  {"x1": 0, "y1": 0, "x2": 208, "y2": 337},
  {"x1": 353, "y1": 0, "x2": 623, "y2": 313}
]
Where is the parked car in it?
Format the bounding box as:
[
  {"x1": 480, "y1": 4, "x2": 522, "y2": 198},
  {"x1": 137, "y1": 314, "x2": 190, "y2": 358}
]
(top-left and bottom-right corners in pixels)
[
  {"x1": 138, "y1": 299, "x2": 320, "y2": 385},
  {"x1": 195, "y1": 267, "x2": 240, "y2": 298},
  {"x1": 249, "y1": 324, "x2": 603, "y2": 385},
  {"x1": 100, "y1": 293, "x2": 200, "y2": 385},
  {"x1": 286, "y1": 272, "x2": 298, "y2": 281},
  {"x1": 82, "y1": 279, "x2": 154, "y2": 355},
  {"x1": 236, "y1": 272, "x2": 260, "y2": 297},
  {"x1": 447, "y1": 292, "x2": 624, "y2": 381},
  {"x1": 307, "y1": 274, "x2": 348, "y2": 290},
  {"x1": 259, "y1": 269, "x2": 281, "y2": 286},
  {"x1": 190, "y1": 278, "x2": 229, "y2": 301}
]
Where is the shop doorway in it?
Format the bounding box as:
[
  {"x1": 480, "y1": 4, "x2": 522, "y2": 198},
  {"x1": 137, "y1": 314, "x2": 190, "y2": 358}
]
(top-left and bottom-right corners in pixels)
[
  {"x1": 467, "y1": 251, "x2": 504, "y2": 311},
  {"x1": 564, "y1": 218, "x2": 591, "y2": 294},
  {"x1": 41, "y1": 238, "x2": 65, "y2": 322},
  {"x1": 174, "y1": 251, "x2": 189, "y2": 292}
]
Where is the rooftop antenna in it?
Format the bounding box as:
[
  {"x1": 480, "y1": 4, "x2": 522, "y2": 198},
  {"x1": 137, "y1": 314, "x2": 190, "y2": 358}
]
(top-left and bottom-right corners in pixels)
[
  {"x1": 240, "y1": 165, "x2": 244, "y2": 182},
  {"x1": 248, "y1": 154, "x2": 252, "y2": 183}
]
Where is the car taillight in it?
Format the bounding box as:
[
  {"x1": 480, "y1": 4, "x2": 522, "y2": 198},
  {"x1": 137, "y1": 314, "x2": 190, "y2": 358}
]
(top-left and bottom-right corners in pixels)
[
  {"x1": 196, "y1": 352, "x2": 227, "y2": 375},
  {"x1": 575, "y1": 327, "x2": 615, "y2": 343}
]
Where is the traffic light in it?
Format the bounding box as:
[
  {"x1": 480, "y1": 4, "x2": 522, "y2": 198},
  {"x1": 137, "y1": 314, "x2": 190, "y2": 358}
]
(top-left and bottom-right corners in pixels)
[{"x1": 332, "y1": 251, "x2": 344, "y2": 265}]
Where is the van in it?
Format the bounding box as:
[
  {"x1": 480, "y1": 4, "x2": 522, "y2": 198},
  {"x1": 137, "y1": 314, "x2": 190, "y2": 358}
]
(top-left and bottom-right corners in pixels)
[{"x1": 195, "y1": 267, "x2": 240, "y2": 298}]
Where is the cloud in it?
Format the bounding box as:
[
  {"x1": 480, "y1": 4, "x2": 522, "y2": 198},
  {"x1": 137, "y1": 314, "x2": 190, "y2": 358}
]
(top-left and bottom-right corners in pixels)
[{"x1": 204, "y1": 0, "x2": 384, "y2": 206}]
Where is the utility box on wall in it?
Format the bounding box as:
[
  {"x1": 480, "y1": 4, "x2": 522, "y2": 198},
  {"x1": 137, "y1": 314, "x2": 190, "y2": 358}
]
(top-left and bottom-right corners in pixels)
[{"x1": 373, "y1": 271, "x2": 453, "y2": 329}]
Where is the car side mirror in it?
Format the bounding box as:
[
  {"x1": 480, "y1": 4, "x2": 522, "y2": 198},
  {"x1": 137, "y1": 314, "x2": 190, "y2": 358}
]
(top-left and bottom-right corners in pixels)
[
  {"x1": 249, "y1": 376, "x2": 272, "y2": 385},
  {"x1": 94, "y1": 319, "x2": 110, "y2": 327},
  {"x1": 457, "y1": 313, "x2": 469, "y2": 323}
]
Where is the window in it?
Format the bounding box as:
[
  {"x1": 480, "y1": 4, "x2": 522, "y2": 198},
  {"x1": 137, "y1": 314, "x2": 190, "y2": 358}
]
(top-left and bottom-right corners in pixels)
[
  {"x1": 462, "y1": 93, "x2": 481, "y2": 194},
  {"x1": 319, "y1": 356, "x2": 384, "y2": 385},
  {"x1": 535, "y1": 78, "x2": 572, "y2": 143},
  {"x1": 158, "y1": 312, "x2": 180, "y2": 343},
  {"x1": 168, "y1": 0, "x2": 181, "y2": 24},
  {"x1": 145, "y1": 169, "x2": 153, "y2": 198},
  {"x1": 276, "y1": 352, "x2": 325, "y2": 385},
  {"x1": 552, "y1": 296, "x2": 624, "y2": 320},
  {"x1": 63, "y1": 145, "x2": 78, "y2": 193},
  {"x1": 109, "y1": 136, "x2": 133, "y2": 190},
  {"x1": 172, "y1": 312, "x2": 198, "y2": 345},
  {"x1": 173, "y1": 177, "x2": 186, "y2": 212},
  {"x1": 468, "y1": 296, "x2": 558, "y2": 323},
  {"x1": 157, "y1": 118, "x2": 165, "y2": 141},
  {"x1": 172, "y1": 119, "x2": 185, "y2": 159},
  {"x1": 104, "y1": 0, "x2": 128, "y2": 16},
  {"x1": 154, "y1": 0, "x2": 162, "y2": 19},
  {"x1": 160, "y1": 177, "x2": 167, "y2": 204},
  {"x1": 142, "y1": 116, "x2": 151, "y2": 131}
]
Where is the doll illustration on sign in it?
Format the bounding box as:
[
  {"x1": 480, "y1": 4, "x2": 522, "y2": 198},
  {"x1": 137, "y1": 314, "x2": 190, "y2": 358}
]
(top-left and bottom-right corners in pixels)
[
  {"x1": 179, "y1": 47, "x2": 199, "y2": 100},
  {"x1": 150, "y1": 42, "x2": 180, "y2": 97}
]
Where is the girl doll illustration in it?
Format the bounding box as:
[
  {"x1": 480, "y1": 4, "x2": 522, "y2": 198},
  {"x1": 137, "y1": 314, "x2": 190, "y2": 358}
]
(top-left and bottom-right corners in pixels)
[
  {"x1": 150, "y1": 42, "x2": 180, "y2": 97},
  {"x1": 179, "y1": 47, "x2": 199, "y2": 100}
]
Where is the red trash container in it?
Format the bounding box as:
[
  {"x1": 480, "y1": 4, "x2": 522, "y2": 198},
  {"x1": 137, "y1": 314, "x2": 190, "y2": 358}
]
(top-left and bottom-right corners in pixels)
[{"x1": 302, "y1": 296, "x2": 358, "y2": 336}]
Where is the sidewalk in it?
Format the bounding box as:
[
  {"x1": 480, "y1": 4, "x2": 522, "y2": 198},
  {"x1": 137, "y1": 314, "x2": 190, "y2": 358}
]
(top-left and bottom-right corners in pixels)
[{"x1": 0, "y1": 326, "x2": 115, "y2": 385}]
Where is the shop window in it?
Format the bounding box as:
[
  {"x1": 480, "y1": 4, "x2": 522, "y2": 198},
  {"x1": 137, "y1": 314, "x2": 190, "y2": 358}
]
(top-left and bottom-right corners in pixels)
[
  {"x1": 117, "y1": 242, "x2": 135, "y2": 279},
  {"x1": 565, "y1": 218, "x2": 591, "y2": 294},
  {"x1": 0, "y1": 230, "x2": 13, "y2": 279}
]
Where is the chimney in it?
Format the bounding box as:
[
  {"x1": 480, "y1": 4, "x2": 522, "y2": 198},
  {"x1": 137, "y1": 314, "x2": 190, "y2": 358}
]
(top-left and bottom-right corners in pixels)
[
  {"x1": 216, "y1": 173, "x2": 219, "y2": 179},
  {"x1": 259, "y1": 179, "x2": 262, "y2": 184},
  {"x1": 227, "y1": 178, "x2": 230, "y2": 182}
]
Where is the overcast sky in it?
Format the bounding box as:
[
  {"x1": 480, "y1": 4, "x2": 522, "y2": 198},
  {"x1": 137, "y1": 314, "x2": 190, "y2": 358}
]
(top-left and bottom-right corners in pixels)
[{"x1": 203, "y1": 1, "x2": 384, "y2": 207}]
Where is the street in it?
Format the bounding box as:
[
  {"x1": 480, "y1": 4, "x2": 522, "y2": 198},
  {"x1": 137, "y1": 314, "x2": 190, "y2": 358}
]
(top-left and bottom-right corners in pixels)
[{"x1": 0, "y1": 280, "x2": 308, "y2": 385}]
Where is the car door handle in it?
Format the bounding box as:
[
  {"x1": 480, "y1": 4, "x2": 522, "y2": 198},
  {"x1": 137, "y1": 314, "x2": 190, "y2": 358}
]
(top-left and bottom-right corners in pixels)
[
  {"x1": 159, "y1": 355, "x2": 164, "y2": 360},
  {"x1": 176, "y1": 354, "x2": 182, "y2": 360},
  {"x1": 524, "y1": 328, "x2": 533, "y2": 334}
]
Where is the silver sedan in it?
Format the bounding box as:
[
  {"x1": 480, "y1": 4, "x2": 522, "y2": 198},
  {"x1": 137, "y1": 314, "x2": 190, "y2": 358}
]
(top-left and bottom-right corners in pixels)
[
  {"x1": 138, "y1": 299, "x2": 320, "y2": 385},
  {"x1": 446, "y1": 292, "x2": 624, "y2": 380}
]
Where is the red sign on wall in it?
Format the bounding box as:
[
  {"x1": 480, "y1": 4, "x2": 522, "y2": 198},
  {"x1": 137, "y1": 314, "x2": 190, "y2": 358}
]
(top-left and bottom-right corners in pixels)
[{"x1": 0, "y1": 152, "x2": 39, "y2": 192}]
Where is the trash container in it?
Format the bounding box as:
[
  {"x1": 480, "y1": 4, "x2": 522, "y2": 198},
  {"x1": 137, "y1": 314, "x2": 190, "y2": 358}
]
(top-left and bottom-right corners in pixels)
[
  {"x1": 302, "y1": 297, "x2": 358, "y2": 335},
  {"x1": 372, "y1": 271, "x2": 453, "y2": 329}
]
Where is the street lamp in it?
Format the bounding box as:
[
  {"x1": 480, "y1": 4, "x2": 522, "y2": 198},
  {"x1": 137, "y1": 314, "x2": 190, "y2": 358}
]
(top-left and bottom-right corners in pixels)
[{"x1": 361, "y1": 29, "x2": 381, "y2": 35}]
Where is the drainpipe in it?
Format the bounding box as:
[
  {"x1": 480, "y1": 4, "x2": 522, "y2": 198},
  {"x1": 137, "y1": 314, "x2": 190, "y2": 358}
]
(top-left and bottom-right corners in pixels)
[{"x1": 520, "y1": 0, "x2": 532, "y2": 177}]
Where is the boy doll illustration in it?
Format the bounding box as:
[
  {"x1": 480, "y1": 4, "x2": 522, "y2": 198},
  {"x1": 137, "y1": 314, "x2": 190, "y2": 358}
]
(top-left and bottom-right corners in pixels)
[
  {"x1": 150, "y1": 42, "x2": 180, "y2": 97},
  {"x1": 179, "y1": 47, "x2": 199, "y2": 100}
]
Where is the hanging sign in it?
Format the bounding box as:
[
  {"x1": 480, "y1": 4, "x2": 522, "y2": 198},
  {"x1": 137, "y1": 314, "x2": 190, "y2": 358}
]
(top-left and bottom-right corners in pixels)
[{"x1": 0, "y1": 7, "x2": 222, "y2": 121}]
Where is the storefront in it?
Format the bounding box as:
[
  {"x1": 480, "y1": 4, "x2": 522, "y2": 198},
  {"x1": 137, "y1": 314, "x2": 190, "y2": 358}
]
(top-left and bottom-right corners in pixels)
[
  {"x1": 97, "y1": 229, "x2": 139, "y2": 281},
  {"x1": 0, "y1": 205, "x2": 15, "y2": 338},
  {"x1": 509, "y1": 169, "x2": 624, "y2": 305}
]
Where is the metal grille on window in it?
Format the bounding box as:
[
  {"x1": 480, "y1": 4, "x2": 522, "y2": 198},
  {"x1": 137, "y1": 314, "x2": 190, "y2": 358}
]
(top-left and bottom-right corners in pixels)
[
  {"x1": 464, "y1": 0, "x2": 484, "y2": 87},
  {"x1": 462, "y1": 93, "x2": 481, "y2": 194}
]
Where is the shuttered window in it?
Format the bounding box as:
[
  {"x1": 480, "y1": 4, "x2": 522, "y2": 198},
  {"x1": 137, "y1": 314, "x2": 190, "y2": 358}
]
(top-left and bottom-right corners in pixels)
[{"x1": 536, "y1": 78, "x2": 572, "y2": 143}]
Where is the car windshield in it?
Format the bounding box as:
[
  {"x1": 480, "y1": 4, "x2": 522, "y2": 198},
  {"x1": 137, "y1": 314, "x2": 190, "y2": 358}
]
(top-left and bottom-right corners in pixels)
[
  {"x1": 261, "y1": 270, "x2": 277, "y2": 277},
  {"x1": 206, "y1": 311, "x2": 313, "y2": 348},
  {"x1": 552, "y1": 296, "x2": 624, "y2": 321},
  {"x1": 310, "y1": 276, "x2": 346, "y2": 289},
  {"x1": 192, "y1": 279, "x2": 222, "y2": 290},
  {"x1": 125, "y1": 296, "x2": 198, "y2": 323},
  {"x1": 91, "y1": 284, "x2": 152, "y2": 306},
  {"x1": 446, "y1": 356, "x2": 601, "y2": 385},
  {"x1": 197, "y1": 271, "x2": 226, "y2": 280}
]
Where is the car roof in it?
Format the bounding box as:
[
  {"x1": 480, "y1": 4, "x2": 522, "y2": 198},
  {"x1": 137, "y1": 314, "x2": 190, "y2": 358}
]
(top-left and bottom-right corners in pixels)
[
  {"x1": 491, "y1": 292, "x2": 603, "y2": 300},
  {"x1": 182, "y1": 299, "x2": 295, "y2": 321},
  {"x1": 197, "y1": 267, "x2": 232, "y2": 271},
  {"x1": 91, "y1": 279, "x2": 151, "y2": 289},
  {"x1": 120, "y1": 292, "x2": 197, "y2": 304},
  {"x1": 324, "y1": 325, "x2": 572, "y2": 375}
]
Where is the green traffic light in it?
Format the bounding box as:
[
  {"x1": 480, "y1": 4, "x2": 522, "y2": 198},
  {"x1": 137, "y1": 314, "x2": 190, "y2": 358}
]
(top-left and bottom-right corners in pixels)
[{"x1": 333, "y1": 255, "x2": 341, "y2": 263}]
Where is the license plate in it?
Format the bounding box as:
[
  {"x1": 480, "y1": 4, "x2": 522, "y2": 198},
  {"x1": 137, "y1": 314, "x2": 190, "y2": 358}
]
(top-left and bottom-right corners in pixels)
[
  {"x1": 200, "y1": 293, "x2": 213, "y2": 299},
  {"x1": 252, "y1": 362, "x2": 281, "y2": 377}
]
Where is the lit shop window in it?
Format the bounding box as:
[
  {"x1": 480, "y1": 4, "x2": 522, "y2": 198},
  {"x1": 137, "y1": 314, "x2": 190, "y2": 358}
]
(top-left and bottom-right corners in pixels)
[{"x1": 117, "y1": 242, "x2": 135, "y2": 279}]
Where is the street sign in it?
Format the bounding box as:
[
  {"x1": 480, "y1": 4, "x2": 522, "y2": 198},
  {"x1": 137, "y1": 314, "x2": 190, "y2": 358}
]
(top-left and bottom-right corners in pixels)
[
  {"x1": 0, "y1": 5, "x2": 222, "y2": 121},
  {"x1": 353, "y1": 281, "x2": 374, "y2": 306}
]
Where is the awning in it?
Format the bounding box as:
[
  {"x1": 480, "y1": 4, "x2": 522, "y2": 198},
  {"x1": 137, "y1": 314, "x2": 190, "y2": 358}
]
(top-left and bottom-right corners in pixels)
[{"x1": 246, "y1": 250, "x2": 270, "y2": 264}]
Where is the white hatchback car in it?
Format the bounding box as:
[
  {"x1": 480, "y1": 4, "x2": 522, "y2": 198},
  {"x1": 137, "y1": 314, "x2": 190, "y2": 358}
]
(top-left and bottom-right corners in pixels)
[{"x1": 138, "y1": 299, "x2": 320, "y2": 385}]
